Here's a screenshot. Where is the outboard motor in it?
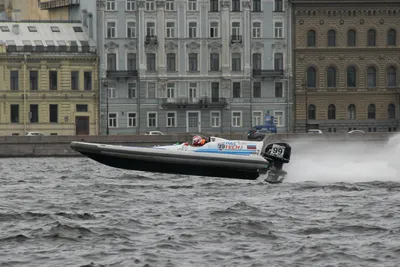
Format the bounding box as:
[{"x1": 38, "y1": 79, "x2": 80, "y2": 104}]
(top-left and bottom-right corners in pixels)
[{"x1": 261, "y1": 142, "x2": 291, "y2": 183}]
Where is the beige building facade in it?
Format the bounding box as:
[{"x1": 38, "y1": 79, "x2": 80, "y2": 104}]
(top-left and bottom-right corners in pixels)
[{"x1": 291, "y1": 0, "x2": 400, "y2": 133}]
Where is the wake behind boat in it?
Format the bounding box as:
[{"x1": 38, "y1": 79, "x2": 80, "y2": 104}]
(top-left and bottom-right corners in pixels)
[{"x1": 70, "y1": 135, "x2": 291, "y2": 183}]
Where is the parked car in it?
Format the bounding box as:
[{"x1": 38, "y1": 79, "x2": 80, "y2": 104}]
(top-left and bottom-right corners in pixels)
[
  {"x1": 25, "y1": 132, "x2": 46, "y2": 136},
  {"x1": 348, "y1": 130, "x2": 365, "y2": 134},
  {"x1": 145, "y1": 131, "x2": 165, "y2": 135},
  {"x1": 247, "y1": 129, "x2": 268, "y2": 140},
  {"x1": 308, "y1": 129, "x2": 323, "y2": 134}
]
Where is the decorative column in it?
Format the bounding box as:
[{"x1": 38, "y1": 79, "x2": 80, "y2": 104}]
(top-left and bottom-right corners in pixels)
[
  {"x1": 242, "y1": 0, "x2": 251, "y2": 77},
  {"x1": 138, "y1": 0, "x2": 146, "y2": 74},
  {"x1": 220, "y1": 0, "x2": 230, "y2": 76},
  {"x1": 96, "y1": 0, "x2": 106, "y2": 134},
  {"x1": 156, "y1": 1, "x2": 166, "y2": 76}
]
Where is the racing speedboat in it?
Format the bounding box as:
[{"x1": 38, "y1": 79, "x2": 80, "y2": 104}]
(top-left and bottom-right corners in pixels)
[{"x1": 70, "y1": 135, "x2": 291, "y2": 183}]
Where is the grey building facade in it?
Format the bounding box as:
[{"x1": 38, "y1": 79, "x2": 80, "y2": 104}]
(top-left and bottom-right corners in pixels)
[{"x1": 65, "y1": 0, "x2": 293, "y2": 134}]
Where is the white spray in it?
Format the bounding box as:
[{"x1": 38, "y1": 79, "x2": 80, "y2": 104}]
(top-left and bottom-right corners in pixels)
[{"x1": 283, "y1": 134, "x2": 400, "y2": 183}]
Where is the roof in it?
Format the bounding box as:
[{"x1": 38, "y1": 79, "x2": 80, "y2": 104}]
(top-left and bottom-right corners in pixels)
[
  {"x1": 0, "y1": 21, "x2": 96, "y2": 53},
  {"x1": 290, "y1": 0, "x2": 400, "y2": 3}
]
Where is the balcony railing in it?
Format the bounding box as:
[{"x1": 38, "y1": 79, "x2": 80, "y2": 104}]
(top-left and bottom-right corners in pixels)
[
  {"x1": 145, "y1": 35, "x2": 158, "y2": 45},
  {"x1": 252, "y1": 69, "x2": 284, "y2": 78},
  {"x1": 106, "y1": 70, "x2": 138, "y2": 78},
  {"x1": 39, "y1": 0, "x2": 80, "y2": 9},
  {"x1": 161, "y1": 97, "x2": 227, "y2": 109},
  {"x1": 231, "y1": 35, "x2": 242, "y2": 43}
]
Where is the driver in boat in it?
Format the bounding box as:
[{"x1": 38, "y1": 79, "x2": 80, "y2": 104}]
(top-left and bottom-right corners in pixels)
[{"x1": 192, "y1": 135, "x2": 207, "y2": 146}]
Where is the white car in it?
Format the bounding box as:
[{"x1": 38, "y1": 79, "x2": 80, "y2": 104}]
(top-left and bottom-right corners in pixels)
[
  {"x1": 25, "y1": 132, "x2": 46, "y2": 136},
  {"x1": 145, "y1": 131, "x2": 165, "y2": 135},
  {"x1": 308, "y1": 129, "x2": 323, "y2": 134},
  {"x1": 348, "y1": 130, "x2": 365, "y2": 134}
]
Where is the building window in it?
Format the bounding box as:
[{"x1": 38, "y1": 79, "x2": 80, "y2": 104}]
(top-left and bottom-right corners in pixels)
[
  {"x1": 252, "y1": 22, "x2": 261, "y2": 38},
  {"x1": 252, "y1": 53, "x2": 261, "y2": 70},
  {"x1": 71, "y1": 71, "x2": 79, "y2": 90},
  {"x1": 10, "y1": 104, "x2": 19, "y2": 123},
  {"x1": 188, "y1": 53, "x2": 198, "y2": 71},
  {"x1": 30, "y1": 71, "x2": 38, "y2": 90},
  {"x1": 107, "y1": 53, "x2": 117, "y2": 70},
  {"x1": 108, "y1": 87, "x2": 116, "y2": 98},
  {"x1": 275, "y1": 82, "x2": 283, "y2": 97},
  {"x1": 348, "y1": 104, "x2": 356, "y2": 120},
  {"x1": 368, "y1": 29, "x2": 376, "y2": 46},
  {"x1": 126, "y1": 0, "x2": 136, "y2": 10},
  {"x1": 167, "y1": 53, "x2": 176, "y2": 72},
  {"x1": 146, "y1": 0, "x2": 155, "y2": 10},
  {"x1": 107, "y1": 22, "x2": 116, "y2": 38},
  {"x1": 210, "y1": 0, "x2": 218, "y2": 11},
  {"x1": 10, "y1": 70, "x2": 19, "y2": 91},
  {"x1": 188, "y1": 22, "x2": 197, "y2": 38},
  {"x1": 128, "y1": 112, "x2": 137, "y2": 127},
  {"x1": 327, "y1": 67, "x2": 336, "y2": 88},
  {"x1": 367, "y1": 67, "x2": 376, "y2": 88},
  {"x1": 166, "y1": 0, "x2": 174, "y2": 10},
  {"x1": 347, "y1": 66, "x2": 356, "y2": 87},
  {"x1": 307, "y1": 67, "x2": 316, "y2": 88},
  {"x1": 210, "y1": 82, "x2": 218, "y2": 101},
  {"x1": 274, "y1": 53, "x2": 283, "y2": 70},
  {"x1": 30, "y1": 104, "x2": 39, "y2": 123},
  {"x1": 232, "y1": 0, "x2": 240, "y2": 11},
  {"x1": 49, "y1": 104, "x2": 58, "y2": 123},
  {"x1": 127, "y1": 22, "x2": 136, "y2": 38},
  {"x1": 128, "y1": 82, "x2": 136, "y2": 98},
  {"x1": 232, "y1": 53, "x2": 241, "y2": 71},
  {"x1": 274, "y1": 0, "x2": 283, "y2": 11},
  {"x1": 253, "y1": 82, "x2": 261, "y2": 98},
  {"x1": 232, "y1": 82, "x2": 241, "y2": 98},
  {"x1": 347, "y1": 30, "x2": 356, "y2": 47},
  {"x1": 84, "y1": 72, "x2": 92, "y2": 91},
  {"x1": 167, "y1": 112, "x2": 176, "y2": 127},
  {"x1": 327, "y1": 29, "x2": 336, "y2": 47},
  {"x1": 274, "y1": 111, "x2": 284, "y2": 126},
  {"x1": 387, "y1": 66, "x2": 396, "y2": 87},
  {"x1": 210, "y1": 22, "x2": 219, "y2": 38},
  {"x1": 146, "y1": 22, "x2": 155, "y2": 36},
  {"x1": 210, "y1": 53, "x2": 219, "y2": 71},
  {"x1": 252, "y1": 111, "x2": 262, "y2": 126},
  {"x1": 166, "y1": 22, "x2": 175, "y2": 38},
  {"x1": 231, "y1": 22, "x2": 240, "y2": 38},
  {"x1": 147, "y1": 112, "x2": 157, "y2": 127},
  {"x1": 49, "y1": 71, "x2": 57, "y2": 90},
  {"x1": 189, "y1": 83, "x2": 197, "y2": 98},
  {"x1": 253, "y1": 0, "x2": 261, "y2": 11},
  {"x1": 328, "y1": 104, "x2": 336, "y2": 119},
  {"x1": 388, "y1": 29, "x2": 396, "y2": 46},
  {"x1": 211, "y1": 111, "x2": 220, "y2": 127},
  {"x1": 106, "y1": 0, "x2": 116, "y2": 10},
  {"x1": 388, "y1": 104, "x2": 396, "y2": 119},
  {"x1": 127, "y1": 53, "x2": 136, "y2": 70},
  {"x1": 147, "y1": 53, "x2": 156, "y2": 71},
  {"x1": 166, "y1": 83, "x2": 175, "y2": 98},
  {"x1": 307, "y1": 30, "x2": 315, "y2": 47},
  {"x1": 368, "y1": 104, "x2": 376, "y2": 119},
  {"x1": 274, "y1": 22, "x2": 283, "y2": 38},
  {"x1": 108, "y1": 113, "x2": 117, "y2": 127},
  {"x1": 188, "y1": 0, "x2": 197, "y2": 10},
  {"x1": 308, "y1": 104, "x2": 316, "y2": 120},
  {"x1": 76, "y1": 104, "x2": 88, "y2": 112},
  {"x1": 232, "y1": 111, "x2": 242, "y2": 127}
]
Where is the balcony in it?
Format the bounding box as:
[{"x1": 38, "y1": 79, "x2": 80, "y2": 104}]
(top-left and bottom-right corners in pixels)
[
  {"x1": 39, "y1": 0, "x2": 80, "y2": 9},
  {"x1": 161, "y1": 97, "x2": 227, "y2": 109},
  {"x1": 252, "y1": 69, "x2": 284, "y2": 78},
  {"x1": 231, "y1": 35, "x2": 242, "y2": 43},
  {"x1": 106, "y1": 70, "x2": 138, "y2": 79},
  {"x1": 145, "y1": 35, "x2": 158, "y2": 45}
]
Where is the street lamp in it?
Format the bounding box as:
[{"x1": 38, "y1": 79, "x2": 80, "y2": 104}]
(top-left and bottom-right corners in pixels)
[
  {"x1": 102, "y1": 78, "x2": 109, "y2": 135},
  {"x1": 302, "y1": 78, "x2": 308, "y2": 133}
]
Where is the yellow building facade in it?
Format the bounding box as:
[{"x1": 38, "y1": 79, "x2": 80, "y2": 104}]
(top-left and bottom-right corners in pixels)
[{"x1": 0, "y1": 22, "x2": 99, "y2": 136}]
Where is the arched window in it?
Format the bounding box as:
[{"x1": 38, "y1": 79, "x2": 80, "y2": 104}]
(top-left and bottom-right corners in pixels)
[
  {"x1": 346, "y1": 66, "x2": 356, "y2": 87},
  {"x1": 388, "y1": 103, "x2": 396, "y2": 119},
  {"x1": 328, "y1": 104, "x2": 336, "y2": 120},
  {"x1": 307, "y1": 30, "x2": 315, "y2": 47},
  {"x1": 308, "y1": 104, "x2": 316, "y2": 120},
  {"x1": 387, "y1": 66, "x2": 396, "y2": 87},
  {"x1": 368, "y1": 104, "x2": 376, "y2": 119},
  {"x1": 388, "y1": 29, "x2": 396, "y2": 46},
  {"x1": 327, "y1": 30, "x2": 336, "y2": 47},
  {"x1": 347, "y1": 30, "x2": 356, "y2": 46},
  {"x1": 367, "y1": 67, "x2": 376, "y2": 88},
  {"x1": 327, "y1": 67, "x2": 336, "y2": 87},
  {"x1": 348, "y1": 104, "x2": 356, "y2": 120},
  {"x1": 307, "y1": 67, "x2": 316, "y2": 88},
  {"x1": 368, "y1": 29, "x2": 376, "y2": 46}
]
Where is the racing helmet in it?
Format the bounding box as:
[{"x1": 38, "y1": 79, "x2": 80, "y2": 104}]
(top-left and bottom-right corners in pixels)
[{"x1": 192, "y1": 135, "x2": 203, "y2": 146}]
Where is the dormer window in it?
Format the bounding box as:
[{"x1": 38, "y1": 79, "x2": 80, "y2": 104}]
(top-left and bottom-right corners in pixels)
[
  {"x1": 0, "y1": 26, "x2": 10, "y2": 32},
  {"x1": 28, "y1": 26, "x2": 37, "y2": 32},
  {"x1": 51, "y1": 26, "x2": 60, "y2": 32}
]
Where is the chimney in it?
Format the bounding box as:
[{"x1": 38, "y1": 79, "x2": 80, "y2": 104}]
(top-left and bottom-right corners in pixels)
[{"x1": 12, "y1": 24, "x2": 19, "y2": 34}]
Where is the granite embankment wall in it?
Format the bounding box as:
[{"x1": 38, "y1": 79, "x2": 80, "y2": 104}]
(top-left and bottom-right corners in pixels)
[{"x1": 0, "y1": 132, "x2": 395, "y2": 157}]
